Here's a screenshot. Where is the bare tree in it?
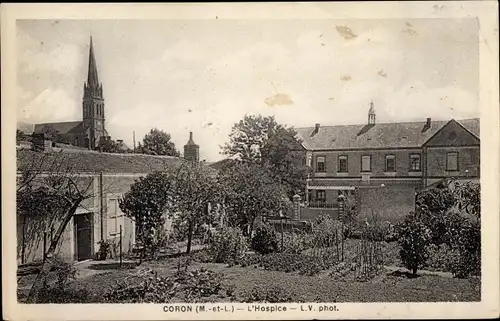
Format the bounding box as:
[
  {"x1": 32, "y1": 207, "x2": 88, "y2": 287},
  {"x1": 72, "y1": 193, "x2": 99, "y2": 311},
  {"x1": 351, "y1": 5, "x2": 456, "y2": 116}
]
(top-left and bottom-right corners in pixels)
[{"x1": 17, "y1": 151, "x2": 99, "y2": 303}]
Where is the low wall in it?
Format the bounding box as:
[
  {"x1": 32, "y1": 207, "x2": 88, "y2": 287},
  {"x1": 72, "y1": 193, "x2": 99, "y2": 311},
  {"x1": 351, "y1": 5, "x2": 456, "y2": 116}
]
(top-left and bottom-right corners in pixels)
[
  {"x1": 299, "y1": 207, "x2": 339, "y2": 222},
  {"x1": 357, "y1": 186, "x2": 416, "y2": 224}
]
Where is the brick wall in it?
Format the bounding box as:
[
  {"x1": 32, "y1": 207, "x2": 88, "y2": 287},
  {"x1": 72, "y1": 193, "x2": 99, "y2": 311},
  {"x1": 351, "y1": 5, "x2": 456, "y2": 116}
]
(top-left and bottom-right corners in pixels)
[
  {"x1": 299, "y1": 207, "x2": 339, "y2": 221},
  {"x1": 312, "y1": 148, "x2": 422, "y2": 178},
  {"x1": 426, "y1": 146, "x2": 480, "y2": 179},
  {"x1": 357, "y1": 186, "x2": 416, "y2": 224}
]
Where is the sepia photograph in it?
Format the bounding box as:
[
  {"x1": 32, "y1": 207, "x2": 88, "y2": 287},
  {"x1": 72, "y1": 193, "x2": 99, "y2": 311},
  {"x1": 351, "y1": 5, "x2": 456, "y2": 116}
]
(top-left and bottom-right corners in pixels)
[{"x1": 2, "y1": 2, "x2": 499, "y2": 320}]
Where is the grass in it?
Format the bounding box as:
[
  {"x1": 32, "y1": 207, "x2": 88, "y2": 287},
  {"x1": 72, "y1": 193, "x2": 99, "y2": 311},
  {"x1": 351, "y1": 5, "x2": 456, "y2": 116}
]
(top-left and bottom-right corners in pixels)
[
  {"x1": 16, "y1": 240, "x2": 479, "y2": 303},
  {"x1": 32, "y1": 257, "x2": 479, "y2": 303}
]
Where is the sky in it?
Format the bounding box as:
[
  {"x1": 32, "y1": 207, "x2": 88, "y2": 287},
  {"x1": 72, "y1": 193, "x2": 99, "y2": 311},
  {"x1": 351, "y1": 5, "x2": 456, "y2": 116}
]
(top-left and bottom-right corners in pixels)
[{"x1": 17, "y1": 18, "x2": 479, "y2": 162}]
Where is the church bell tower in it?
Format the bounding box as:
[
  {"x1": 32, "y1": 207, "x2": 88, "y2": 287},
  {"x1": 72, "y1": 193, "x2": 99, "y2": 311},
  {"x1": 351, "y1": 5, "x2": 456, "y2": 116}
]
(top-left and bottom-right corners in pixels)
[{"x1": 83, "y1": 36, "x2": 106, "y2": 150}]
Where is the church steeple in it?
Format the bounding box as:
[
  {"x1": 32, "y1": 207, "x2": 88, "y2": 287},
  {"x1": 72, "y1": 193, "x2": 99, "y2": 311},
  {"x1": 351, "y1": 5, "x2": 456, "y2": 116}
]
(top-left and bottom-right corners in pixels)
[
  {"x1": 87, "y1": 36, "x2": 100, "y2": 88},
  {"x1": 83, "y1": 36, "x2": 106, "y2": 150}
]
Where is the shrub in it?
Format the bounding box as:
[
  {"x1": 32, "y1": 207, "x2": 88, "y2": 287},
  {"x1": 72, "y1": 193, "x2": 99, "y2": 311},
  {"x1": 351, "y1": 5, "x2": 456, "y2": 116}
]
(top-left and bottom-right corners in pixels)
[
  {"x1": 234, "y1": 252, "x2": 262, "y2": 267},
  {"x1": 279, "y1": 232, "x2": 307, "y2": 254},
  {"x1": 251, "y1": 224, "x2": 279, "y2": 255},
  {"x1": 96, "y1": 239, "x2": 112, "y2": 260},
  {"x1": 51, "y1": 255, "x2": 77, "y2": 288},
  {"x1": 207, "y1": 227, "x2": 248, "y2": 264},
  {"x1": 449, "y1": 219, "x2": 481, "y2": 278},
  {"x1": 396, "y1": 213, "x2": 432, "y2": 275},
  {"x1": 105, "y1": 267, "x2": 231, "y2": 303},
  {"x1": 426, "y1": 243, "x2": 453, "y2": 272},
  {"x1": 38, "y1": 286, "x2": 93, "y2": 303},
  {"x1": 242, "y1": 284, "x2": 294, "y2": 303},
  {"x1": 312, "y1": 214, "x2": 343, "y2": 248}
]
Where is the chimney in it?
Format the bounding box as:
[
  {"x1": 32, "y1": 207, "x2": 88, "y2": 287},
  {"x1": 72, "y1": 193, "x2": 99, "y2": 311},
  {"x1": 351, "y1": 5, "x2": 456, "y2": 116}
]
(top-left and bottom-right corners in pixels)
[
  {"x1": 422, "y1": 117, "x2": 432, "y2": 132},
  {"x1": 315, "y1": 123, "x2": 320, "y2": 131}
]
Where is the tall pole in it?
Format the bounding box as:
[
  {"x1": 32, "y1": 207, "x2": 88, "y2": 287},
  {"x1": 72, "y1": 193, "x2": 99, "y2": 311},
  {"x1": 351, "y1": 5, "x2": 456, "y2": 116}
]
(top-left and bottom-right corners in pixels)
[
  {"x1": 99, "y1": 172, "x2": 104, "y2": 241},
  {"x1": 133, "y1": 131, "x2": 136, "y2": 153},
  {"x1": 119, "y1": 225, "x2": 123, "y2": 268}
]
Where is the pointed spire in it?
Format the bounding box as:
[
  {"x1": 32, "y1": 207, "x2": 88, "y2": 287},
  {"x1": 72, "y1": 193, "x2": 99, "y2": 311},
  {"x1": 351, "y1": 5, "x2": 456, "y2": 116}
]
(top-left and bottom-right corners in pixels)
[{"x1": 87, "y1": 36, "x2": 100, "y2": 88}]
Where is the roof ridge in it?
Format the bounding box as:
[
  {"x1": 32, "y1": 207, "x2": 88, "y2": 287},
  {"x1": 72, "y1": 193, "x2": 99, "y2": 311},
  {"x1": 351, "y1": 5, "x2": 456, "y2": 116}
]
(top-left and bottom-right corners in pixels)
[{"x1": 295, "y1": 118, "x2": 481, "y2": 130}]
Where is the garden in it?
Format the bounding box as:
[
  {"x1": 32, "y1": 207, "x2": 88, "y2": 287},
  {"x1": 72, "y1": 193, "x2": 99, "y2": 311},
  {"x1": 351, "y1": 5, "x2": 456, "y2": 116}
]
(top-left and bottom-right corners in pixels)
[{"x1": 18, "y1": 178, "x2": 481, "y2": 304}]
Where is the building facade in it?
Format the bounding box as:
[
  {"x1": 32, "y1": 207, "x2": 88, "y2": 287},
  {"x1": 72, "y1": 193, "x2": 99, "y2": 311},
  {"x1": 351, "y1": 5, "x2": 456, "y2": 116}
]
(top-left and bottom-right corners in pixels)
[
  {"x1": 33, "y1": 37, "x2": 109, "y2": 150},
  {"x1": 295, "y1": 103, "x2": 480, "y2": 222}
]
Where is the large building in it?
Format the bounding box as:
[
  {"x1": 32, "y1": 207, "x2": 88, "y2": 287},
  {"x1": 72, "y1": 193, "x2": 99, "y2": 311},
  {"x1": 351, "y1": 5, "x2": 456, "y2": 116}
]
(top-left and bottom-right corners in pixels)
[
  {"x1": 295, "y1": 102, "x2": 480, "y2": 222},
  {"x1": 33, "y1": 37, "x2": 108, "y2": 150}
]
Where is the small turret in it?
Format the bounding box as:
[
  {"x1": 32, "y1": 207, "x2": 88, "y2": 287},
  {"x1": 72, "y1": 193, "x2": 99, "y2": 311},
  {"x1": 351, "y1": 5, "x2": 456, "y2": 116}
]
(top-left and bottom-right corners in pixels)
[{"x1": 368, "y1": 100, "x2": 376, "y2": 125}]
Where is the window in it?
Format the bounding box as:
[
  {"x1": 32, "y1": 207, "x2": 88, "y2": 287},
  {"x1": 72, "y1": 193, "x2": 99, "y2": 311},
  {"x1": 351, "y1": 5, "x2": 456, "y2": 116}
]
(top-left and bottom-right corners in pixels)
[
  {"x1": 316, "y1": 190, "x2": 326, "y2": 202},
  {"x1": 107, "y1": 198, "x2": 125, "y2": 237},
  {"x1": 410, "y1": 154, "x2": 421, "y2": 171},
  {"x1": 385, "y1": 155, "x2": 396, "y2": 172},
  {"x1": 338, "y1": 156, "x2": 348, "y2": 173},
  {"x1": 361, "y1": 155, "x2": 371, "y2": 172},
  {"x1": 316, "y1": 156, "x2": 326, "y2": 172},
  {"x1": 447, "y1": 152, "x2": 459, "y2": 171}
]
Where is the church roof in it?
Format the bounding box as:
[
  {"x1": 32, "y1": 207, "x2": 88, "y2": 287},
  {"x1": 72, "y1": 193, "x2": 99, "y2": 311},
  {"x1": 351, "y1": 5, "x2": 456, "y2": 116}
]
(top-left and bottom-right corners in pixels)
[
  {"x1": 296, "y1": 118, "x2": 479, "y2": 150},
  {"x1": 16, "y1": 149, "x2": 185, "y2": 174},
  {"x1": 33, "y1": 121, "x2": 84, "y2": 135}
]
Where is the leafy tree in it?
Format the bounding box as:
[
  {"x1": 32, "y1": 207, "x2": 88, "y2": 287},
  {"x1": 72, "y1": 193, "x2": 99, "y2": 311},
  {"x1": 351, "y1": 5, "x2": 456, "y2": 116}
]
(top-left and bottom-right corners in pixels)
[
  {"x1": 396, "y1": 213, "x2": 432, "y2": 276},
  {"x1": 218, "y1": 161, "x2": 284, "y2": 237},
  {"x1": 138, "y1": 128, "x2": 180, "y2": 156},
  {"x1": 222, "y1": 115, "x2": 311, "y2": 200},
  {"x1": 16, "y1": 129, "x2": 25, "y2": 144},
  {"x1": 119, "y1": 171, "x2": 174, "y2": 261},
  {"x1": 416, "y1": 179, "x2": 480, "y2": 246},
  {"x1": 168, "y1": 161, "x2": 223, "y2": 254}
]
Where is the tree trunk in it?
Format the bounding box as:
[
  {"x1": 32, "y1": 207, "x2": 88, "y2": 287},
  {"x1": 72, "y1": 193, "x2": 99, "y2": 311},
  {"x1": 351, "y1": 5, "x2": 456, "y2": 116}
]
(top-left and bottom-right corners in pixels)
[
  {"x1": 412, "y1": 266, "x2": 418, "y2": 276},
  {"x1": 21, "y1": 215, "x2": 26, "y2": 264},
  {"x1": 186, "y1": 220, "x2": 194, "y2": 254},
  {"x1": 25, "y1": 200, "x2": 81, "y2": 303}
]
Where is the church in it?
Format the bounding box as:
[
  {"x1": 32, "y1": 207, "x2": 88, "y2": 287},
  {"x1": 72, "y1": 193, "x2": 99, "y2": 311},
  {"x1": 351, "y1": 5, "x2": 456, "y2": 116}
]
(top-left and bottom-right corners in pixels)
[{"x1": 33, "y1": 37, "x2": 108, "y2": 150}]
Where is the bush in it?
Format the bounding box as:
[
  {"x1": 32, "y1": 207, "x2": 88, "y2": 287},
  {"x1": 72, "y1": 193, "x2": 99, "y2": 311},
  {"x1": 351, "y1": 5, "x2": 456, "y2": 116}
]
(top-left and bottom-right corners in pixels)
[
  {"x1": 242, "y1": 284, "x2": 294, "y2": 303},
  {"x1": 96, "y1": 239, "x2": 112, "y2": 260},
  {"x1": 251, "y1": 224, "x2": 279, "y2": 255},
  {"x1": 396, "y1": 213, "x2": 432, "y2": 275},
  {"x1": 105, "y1": 267, "x2": 232, "y2": 303},
  {"x1": 449, "y1": 219, "x2": 481, "y2": 278},
  {"x1": 426, "y1": 243, "x2": 453, "y2": 272},
  {"x1": 207, "y1": 227, "x2": 248, "y2": 264},
  {"x1": 51, "y1": 255, "x2": 77, "y2": 288},
  {"x1": 312, "y1": 214, "x2": 343, "y2": 248},
  {"x1": 234, "y1": 252, "x2": 262, "y2": 267},
  {"x1": 38, "y1": 286, "x2": 93, "y2": 303},
  {"x1": 279, "y1": 232, "x2": 308, "y2": 254}
]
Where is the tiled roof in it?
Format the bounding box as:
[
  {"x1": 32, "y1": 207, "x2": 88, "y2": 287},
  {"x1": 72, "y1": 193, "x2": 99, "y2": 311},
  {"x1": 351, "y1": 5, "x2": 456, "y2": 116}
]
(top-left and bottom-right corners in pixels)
[
  {"x1": 33, "y1": 121, "x2": 84, "y2": 134},
  {"x1": 17, "y1": 149, "x2": 185, "y2": 174},
  {"x1": 296, "y1": 118, "x2": 479, "y2": 150}
]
